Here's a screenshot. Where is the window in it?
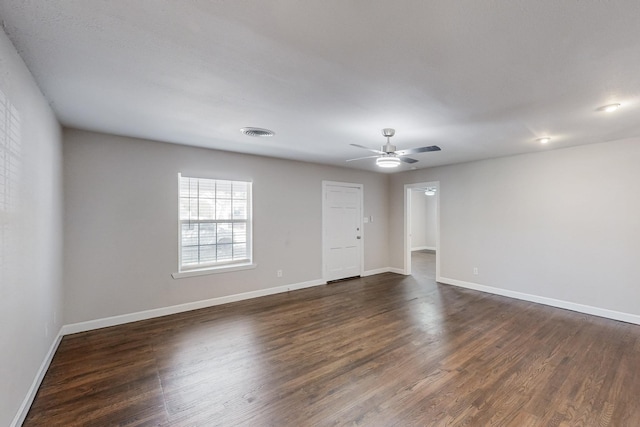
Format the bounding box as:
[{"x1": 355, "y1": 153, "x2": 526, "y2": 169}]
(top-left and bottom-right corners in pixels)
[{"x1": 177, "y1": 174, "x2": 252, "y2": 273}]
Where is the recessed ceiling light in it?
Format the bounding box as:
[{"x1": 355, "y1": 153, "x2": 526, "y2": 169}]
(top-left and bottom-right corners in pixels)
[
  {"x1": 376, "y1": 156, "x2": 401, "y2": 168},
  {"x1": 598, "y1": 103, "x2": 621, "y2": 113},
  {"x1": 536, "y1": 137, "x2": 551, "y2": 144},
  {"x1": 240, "y1": 127, "x2": 275, "y2": 137}
]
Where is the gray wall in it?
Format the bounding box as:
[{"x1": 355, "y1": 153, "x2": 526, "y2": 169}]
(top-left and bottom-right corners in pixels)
[
  {"x1": 410, "y1": 189, "x2": 437, "y2": 250},
  {"x1": 0, "y1": 31, "x2": 63, "y2": 426},
  {"x1": 390, "y1": 138, "x2": 640, "y2": 316},
  {"x1": 63, "y1": 129, "x2": 390, "y2": 324}
]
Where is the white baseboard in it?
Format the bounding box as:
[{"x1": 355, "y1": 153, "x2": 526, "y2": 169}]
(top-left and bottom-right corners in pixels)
[
  {"x1": 363, "y1": 267, "x2": 392, "y2": 276},
  {"x1": 411, "y1": 246, "x2": 436, "y2": 251},
  {"x1": 363, "y1": 267, "x2": 413, "y2": 276},
  {"x1": 62, "y1": 279, "x2": 326, "y2": 335},
  {"x1": 438, "y1": 276, "x2": 640, "y2": 325},
  {"x1": 11, "y1": 329, "x2": 64, "y2": 427}
]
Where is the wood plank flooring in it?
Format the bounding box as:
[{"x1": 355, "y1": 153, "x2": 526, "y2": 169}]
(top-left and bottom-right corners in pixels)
[{"x1": 25, "y1": 252, "x2": 640, "y2": 426}]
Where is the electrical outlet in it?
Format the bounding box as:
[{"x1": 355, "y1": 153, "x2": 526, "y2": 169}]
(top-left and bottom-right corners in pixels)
[
  {"x1": 277, "y1": 270, "x2": 283, "y2": 278},
  {"x1": 473, "y1": 267, "x2": 479, "y2": 275}
]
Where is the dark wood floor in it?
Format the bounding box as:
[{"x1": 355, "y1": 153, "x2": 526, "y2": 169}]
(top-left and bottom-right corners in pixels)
[{"x1": 25, "y1": 252, "x2": 640, "y2": 426}]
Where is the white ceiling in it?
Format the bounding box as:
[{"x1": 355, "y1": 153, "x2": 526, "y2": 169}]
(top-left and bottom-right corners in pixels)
[{"x1": 2, "y1": 1, "x2": 640, "y2": 173}]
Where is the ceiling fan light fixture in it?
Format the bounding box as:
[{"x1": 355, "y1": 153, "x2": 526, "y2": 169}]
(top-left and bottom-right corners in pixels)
[{"x1": 376, "y1": 155, "x2": 401, "y2": 168}]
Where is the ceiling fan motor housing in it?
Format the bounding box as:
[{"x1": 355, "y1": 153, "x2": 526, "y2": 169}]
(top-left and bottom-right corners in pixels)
[{"x1": 382, "y1": 143, "x2": 397, "y2": 153}]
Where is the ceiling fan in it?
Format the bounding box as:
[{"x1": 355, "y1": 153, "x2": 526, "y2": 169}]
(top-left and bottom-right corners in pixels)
[{"x1": 346, "y1": 128, "x2": 441, "y2": 168}]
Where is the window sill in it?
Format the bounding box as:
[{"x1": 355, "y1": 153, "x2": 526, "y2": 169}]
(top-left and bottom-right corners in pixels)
[{"x1": 172, "y1": 263, "x2": 257, "y2": 279}]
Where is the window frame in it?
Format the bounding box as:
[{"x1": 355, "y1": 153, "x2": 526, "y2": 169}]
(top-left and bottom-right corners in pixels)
[{"x1": 174, "y1": 173, "x2": 254, "y2": 278}]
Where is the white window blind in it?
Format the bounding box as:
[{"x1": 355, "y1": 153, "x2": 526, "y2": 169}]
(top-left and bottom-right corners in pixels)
[{"x1": 178, "y1": 174, "x2": 252, "y2": 271}]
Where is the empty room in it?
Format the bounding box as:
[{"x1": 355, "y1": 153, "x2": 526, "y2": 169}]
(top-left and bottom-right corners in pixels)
[{"x1": 2, "y1": 1, "x2": 640, "y2": 426}]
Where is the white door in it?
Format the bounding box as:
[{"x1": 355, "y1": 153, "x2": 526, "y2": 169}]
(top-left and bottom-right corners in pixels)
[{"x1": 323, "y1": 182, "x2": 363, "y2": 281}]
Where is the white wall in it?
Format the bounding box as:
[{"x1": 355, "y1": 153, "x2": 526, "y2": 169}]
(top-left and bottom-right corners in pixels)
[
  {"x1": 390, "y1": 139, "x2": 640, "y2": 319},
  {"x1": 410, "y1": 189, "x2": 436, "y2": 250},
  {"x1": 0, "y1": 31, "x2": 63, "y2": 426},
  {"x1": 63, "y1": 129, "x2": 389, "y2": 324}
]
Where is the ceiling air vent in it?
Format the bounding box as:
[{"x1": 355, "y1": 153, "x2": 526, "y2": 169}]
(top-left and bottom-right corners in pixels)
[{"x1": 240, "y1": 127, "x2": 275, "y2": 137}]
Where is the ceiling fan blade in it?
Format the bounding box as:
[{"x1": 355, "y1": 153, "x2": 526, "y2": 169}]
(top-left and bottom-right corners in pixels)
[
  {"x1": 395, "y1": 145, "x2": 441, "y2": 156},
  {"x1": 399, "y1": 157, "x2": 418, "y2": 164},
  {"x1": 350, "y1": 143, "x2": 385, "y2": 155},
  {"x1": 346, "y1": 155, "x2": 380, "y2": 162}
]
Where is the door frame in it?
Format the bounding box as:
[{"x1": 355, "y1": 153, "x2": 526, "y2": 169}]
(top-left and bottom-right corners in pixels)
[
  {"x1": 322, "y1": 180, "x2": 364, "y2": 282},
  {"x1": 404, "y1": 181, "x2": 440, "y2": 277}
]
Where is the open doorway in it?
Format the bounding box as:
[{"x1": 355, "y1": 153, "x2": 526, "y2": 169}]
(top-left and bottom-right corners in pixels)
[{"x1": 404, "y1": 182, "x2": 440, "y2": 279}]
